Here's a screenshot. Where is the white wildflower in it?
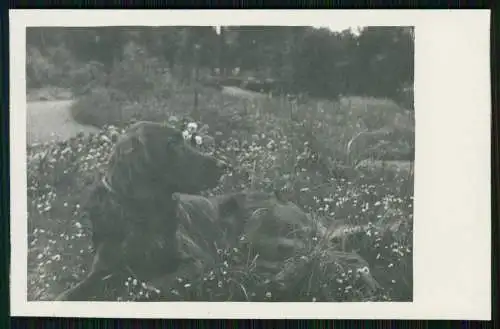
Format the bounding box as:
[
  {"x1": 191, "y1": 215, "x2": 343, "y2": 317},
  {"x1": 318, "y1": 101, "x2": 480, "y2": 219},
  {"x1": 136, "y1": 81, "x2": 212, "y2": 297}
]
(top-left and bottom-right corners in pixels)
[
  {"x1": 187, "y1": 122, "x2": 198, "y2": 133},
  {"x1": 182, "y1": 130, "x2": 191, "y2": 141}
]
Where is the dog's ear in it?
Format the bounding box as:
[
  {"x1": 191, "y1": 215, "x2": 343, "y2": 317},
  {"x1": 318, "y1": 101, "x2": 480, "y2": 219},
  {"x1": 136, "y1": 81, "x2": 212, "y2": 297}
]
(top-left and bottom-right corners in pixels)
[
  {"x1": 167, "y1": 129, "x2": 185, "y2": 143},
  {"x1": 142, "y1": 124, "x2": 182, "y2": 164},
  {"x1": 162, "y1": 127, "x2": 187, "y2": 152}
]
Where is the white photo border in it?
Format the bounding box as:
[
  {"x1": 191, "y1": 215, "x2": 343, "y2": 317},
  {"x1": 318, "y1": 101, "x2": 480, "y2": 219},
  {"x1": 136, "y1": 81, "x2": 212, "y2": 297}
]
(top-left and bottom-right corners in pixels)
[{"x1": 9, "y1": 9, "x2": 492, "y2": 320}]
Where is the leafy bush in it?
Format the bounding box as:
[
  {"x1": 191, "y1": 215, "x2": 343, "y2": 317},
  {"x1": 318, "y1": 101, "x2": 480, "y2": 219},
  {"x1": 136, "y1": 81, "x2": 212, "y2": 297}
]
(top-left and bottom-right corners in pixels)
[
  {"x1": 70, "y1": 87, "x2": 126, "y2": 127},
  {"x1": 69, "y1": 42, "x2": 185, "y2": 128}
]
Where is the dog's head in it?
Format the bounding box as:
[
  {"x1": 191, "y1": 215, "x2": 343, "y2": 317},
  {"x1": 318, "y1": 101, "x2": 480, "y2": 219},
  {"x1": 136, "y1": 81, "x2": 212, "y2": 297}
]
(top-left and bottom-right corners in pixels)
[{"x1": 136, "y1": 121, "x2": 228, "y2": 195}]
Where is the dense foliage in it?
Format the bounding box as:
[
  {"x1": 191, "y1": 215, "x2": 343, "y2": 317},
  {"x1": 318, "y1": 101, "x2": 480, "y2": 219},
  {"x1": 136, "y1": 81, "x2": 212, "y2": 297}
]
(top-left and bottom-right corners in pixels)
[{"x1": 26, "y1": 26, "x2": 413, "y2": 107}]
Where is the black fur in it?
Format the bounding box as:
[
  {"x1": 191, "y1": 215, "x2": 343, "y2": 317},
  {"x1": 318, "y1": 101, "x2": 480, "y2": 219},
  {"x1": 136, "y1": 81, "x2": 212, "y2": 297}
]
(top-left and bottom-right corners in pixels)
[{"x1": 56, "y1": 122, "x2": 226, "y2": 301}]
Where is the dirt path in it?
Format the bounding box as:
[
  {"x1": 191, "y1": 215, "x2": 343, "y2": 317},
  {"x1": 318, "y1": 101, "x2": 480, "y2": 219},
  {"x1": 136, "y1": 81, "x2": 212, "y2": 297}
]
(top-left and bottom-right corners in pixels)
[
  {"x1": 26, "y1": 87, "x2": 264, "y2": 147},
  {"x1": 27, "y1": 100, "x2": 100, "y2": 146},
  {"x1": 221, "y1": 86, "x2": 268, "y2": 99}
]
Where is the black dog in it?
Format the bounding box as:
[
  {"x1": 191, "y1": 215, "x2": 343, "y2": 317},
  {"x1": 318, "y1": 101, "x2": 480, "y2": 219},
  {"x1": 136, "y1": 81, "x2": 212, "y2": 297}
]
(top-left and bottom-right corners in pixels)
[{"x1": 55, "y1": 121, "x2": 227, "y2": 301}]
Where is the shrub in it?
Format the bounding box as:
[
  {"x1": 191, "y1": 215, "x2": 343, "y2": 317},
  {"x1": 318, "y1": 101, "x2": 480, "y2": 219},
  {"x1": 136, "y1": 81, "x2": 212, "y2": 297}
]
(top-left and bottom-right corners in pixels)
[
  {"x1": 70, "y1": 87, "x2": 127, "y2": 127},
  {"x1": 69, "y1": 42, "x2": 187, "y2": 128}
]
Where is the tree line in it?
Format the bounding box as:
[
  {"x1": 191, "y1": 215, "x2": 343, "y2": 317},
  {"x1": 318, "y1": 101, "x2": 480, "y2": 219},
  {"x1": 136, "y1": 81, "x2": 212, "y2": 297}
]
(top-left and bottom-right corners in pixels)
[{"x1": 26, "y1": 26, "x2": 414, "y2": 107}]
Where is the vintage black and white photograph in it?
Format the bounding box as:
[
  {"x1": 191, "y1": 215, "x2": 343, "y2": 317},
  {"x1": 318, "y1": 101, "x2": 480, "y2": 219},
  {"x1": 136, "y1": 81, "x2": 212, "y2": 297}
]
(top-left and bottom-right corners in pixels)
[
  {"x1": 25, "y1": 24, "x2": 415, "y2": 303},
  {"x1": 10, "y1": 9, "x2": 491, "y2": 320}
]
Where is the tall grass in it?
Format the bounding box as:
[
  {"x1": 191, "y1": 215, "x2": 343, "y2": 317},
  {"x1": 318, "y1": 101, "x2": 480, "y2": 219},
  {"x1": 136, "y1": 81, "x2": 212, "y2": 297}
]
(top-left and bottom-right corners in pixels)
[
  {"x1": 28, "y1": 92, "x2": 414, "y2": 302},
  {"x1": 28, "y1": 49, "x2": 414, "y2": 301}
]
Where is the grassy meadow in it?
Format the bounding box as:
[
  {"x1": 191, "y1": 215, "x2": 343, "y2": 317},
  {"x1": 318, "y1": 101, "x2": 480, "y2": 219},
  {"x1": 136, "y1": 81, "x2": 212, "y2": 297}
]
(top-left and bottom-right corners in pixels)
[{"x1": 27, "y1": 59, "x2": 414, "y2": 301}]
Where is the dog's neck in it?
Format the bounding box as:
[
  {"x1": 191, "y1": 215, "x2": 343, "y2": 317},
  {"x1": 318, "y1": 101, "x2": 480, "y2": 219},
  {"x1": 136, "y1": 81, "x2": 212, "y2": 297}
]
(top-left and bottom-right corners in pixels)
[{"x1": 102, "y1": 175, "x2": 179, "y2": 220}]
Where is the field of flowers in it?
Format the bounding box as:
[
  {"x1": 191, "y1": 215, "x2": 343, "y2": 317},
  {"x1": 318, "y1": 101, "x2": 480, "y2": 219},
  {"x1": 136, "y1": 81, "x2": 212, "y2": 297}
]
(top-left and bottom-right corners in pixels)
[{"x1": 27, "y1": 83, "x2": 414, "y2": 302}]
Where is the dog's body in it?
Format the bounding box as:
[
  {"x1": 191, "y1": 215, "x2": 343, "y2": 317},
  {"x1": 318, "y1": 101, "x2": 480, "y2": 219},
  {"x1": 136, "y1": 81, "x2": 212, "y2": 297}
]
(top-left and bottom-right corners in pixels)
[{"x1": 56, "y1": 121, "x2": 226, "y2": 301}]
